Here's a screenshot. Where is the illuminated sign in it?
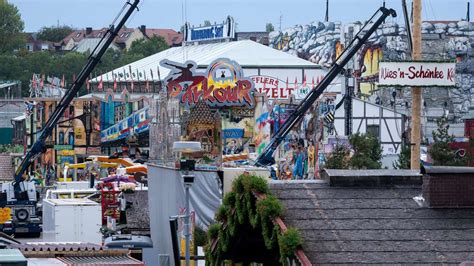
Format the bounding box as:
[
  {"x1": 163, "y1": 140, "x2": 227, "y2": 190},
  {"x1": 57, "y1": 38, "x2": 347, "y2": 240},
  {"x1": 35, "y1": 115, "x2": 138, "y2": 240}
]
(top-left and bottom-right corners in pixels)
[
  {"x1": 184, "y1": 16, "x2": 235, "y2": 43},
  {"x1": 161, "y1": 58, "x2": 256, "y2": 108},
  {"x1": 379, "y1": 61, "x2": 456, "y2": 87}
]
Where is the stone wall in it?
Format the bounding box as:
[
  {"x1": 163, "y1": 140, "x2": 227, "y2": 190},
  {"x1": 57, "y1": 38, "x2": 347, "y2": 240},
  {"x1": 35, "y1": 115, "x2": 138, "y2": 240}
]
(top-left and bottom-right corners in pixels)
[{"x1": 270, "y1": 21, "x2": 474, "y2": 121}]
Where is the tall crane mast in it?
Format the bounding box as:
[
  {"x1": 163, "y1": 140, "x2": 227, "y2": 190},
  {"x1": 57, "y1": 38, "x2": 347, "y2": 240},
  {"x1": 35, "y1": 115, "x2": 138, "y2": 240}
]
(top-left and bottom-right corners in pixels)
[
  {"x1": 255, "y1": 7, "x2": 397, "y2": 167},
  {"x1": 14, "y1": 0, "x2": 141, "y2": 193}
]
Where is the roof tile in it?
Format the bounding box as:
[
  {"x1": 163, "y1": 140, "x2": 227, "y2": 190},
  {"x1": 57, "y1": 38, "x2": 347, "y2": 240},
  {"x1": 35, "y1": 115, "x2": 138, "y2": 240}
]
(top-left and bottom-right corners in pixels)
[{"x1": 271, "y1": 182, "x2": 474, "y2": 264}]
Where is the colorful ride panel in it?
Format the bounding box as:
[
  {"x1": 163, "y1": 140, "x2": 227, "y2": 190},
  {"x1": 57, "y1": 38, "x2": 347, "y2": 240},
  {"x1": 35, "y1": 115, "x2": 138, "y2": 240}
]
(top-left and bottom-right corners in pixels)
[{"x1": 100, "y1": 106, "x2": 151, "y2": 143}]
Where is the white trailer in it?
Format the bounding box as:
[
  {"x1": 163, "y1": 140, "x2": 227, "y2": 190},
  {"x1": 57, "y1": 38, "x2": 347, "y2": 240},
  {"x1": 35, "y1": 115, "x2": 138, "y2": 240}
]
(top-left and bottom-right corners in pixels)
[{"x1": 42, "y1": 198, "x2": 102, "y2": 244}]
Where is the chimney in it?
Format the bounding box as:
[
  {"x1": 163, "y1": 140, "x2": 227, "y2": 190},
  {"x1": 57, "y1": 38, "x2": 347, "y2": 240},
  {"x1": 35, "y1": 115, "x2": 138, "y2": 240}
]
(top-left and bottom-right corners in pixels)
[
  {"x1": 422, "y1": 166, "x2": 474, "y2": 207},
  {"x1": 86, "y1": 27, "x2": 92, "y2": 35},
  {"x1": 140, "y1": 25, "x2": 146, "y2": 35}
]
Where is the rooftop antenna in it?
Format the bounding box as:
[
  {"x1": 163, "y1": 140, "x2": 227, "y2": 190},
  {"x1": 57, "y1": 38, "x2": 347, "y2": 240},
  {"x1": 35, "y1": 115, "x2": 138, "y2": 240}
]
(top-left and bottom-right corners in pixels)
[
  {"x1": 279, "y1": 12, "x2": 283, "y2": 31},
  {"x1": 467, "y1": 1, "x2": 471, "y2": 22},
  {"x1": 325, "y1": 0, "x2": 329, "y2": 22}
]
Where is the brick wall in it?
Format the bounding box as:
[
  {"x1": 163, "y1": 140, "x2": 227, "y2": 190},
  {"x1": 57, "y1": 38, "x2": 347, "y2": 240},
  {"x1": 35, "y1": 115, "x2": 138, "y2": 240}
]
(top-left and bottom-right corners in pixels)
[{"x1": 423, "y1": 173, "x2": 474, "y2": 207}]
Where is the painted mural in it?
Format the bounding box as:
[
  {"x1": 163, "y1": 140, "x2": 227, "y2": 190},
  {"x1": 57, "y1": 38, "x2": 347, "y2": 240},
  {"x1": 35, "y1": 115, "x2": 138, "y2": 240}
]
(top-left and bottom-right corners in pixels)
[
  {"x1": 270, "y1": 20, "x2": 474, "y2": 118},
  {"x1": 221, "y1": 108, "x2": 255, "y2": 156},
  {"x1": 27, "y1": 97, "x2": 102, "y2": 181},
  {"x1": 97, "y1": 89, "x2": 152, "y2": 146},
  {"x1": 252, "y1": 94, "x2": 320, "y2": 179}
]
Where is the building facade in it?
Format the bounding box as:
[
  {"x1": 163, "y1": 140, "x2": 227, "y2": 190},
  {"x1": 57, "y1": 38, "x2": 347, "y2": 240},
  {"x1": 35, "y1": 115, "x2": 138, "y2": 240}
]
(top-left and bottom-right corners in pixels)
[{"x1": 25, "y1": 97, "x2": 102, "y2": 178}]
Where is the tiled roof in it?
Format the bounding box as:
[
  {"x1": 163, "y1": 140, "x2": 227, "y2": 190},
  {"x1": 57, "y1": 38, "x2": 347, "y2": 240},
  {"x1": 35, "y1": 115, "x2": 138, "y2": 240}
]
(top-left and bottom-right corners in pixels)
[
  {"x1": 144, "y1": 29, "x2": 182, "y2": 46},
  {"x1": 115, "y1": 29, "x2": 139, "y2": 43},
  {"x1": 10, "y1": 242, "x2": 129, "y2": 258},
  {"x1": 63, "y1": 28, "x2": 139, "y2": 45},
  {"x1": 63, "y1": 28, "x2": 108, "y2": 44},
  {"x1": 57, "y1": 255, "x2": 144, "y2": 265},
  {"x1": 11, "y1": 242, "x2": 104, "y2": 252},
  {"x1": 73, "y1": 38, "x2": 120, "y2": 53},
  {"x1": 270, "y1": 181, "x2": 474, "y2": 264}
]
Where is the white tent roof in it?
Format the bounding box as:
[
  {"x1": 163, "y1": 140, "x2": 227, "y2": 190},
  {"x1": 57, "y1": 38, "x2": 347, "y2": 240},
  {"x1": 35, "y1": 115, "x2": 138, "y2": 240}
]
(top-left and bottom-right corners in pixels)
[{"x1": 92, "y1": 40, "x2": 320, "y2": 83}]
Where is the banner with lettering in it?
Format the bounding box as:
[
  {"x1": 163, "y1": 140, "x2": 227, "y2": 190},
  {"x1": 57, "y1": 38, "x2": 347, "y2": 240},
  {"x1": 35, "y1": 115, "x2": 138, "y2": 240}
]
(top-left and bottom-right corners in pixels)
[
  {"x1": 378, "y1": 61, "x2": 456, "y2": 87},
  {"x1": 184, "y1": 16, "x2": 235, "y2": 43},
  {"x1": 250, "y1": 75, "x2": 325, "y2": 100}
]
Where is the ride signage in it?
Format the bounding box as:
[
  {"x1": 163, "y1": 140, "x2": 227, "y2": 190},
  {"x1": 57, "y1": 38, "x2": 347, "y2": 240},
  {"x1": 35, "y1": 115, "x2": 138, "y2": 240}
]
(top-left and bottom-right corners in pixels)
[
  {"x1": 378, "y1": 61, "x2": 456, "y2": 87},
  {"x1": 161, "y1": 58, "x2": 256, "y2": 108}
]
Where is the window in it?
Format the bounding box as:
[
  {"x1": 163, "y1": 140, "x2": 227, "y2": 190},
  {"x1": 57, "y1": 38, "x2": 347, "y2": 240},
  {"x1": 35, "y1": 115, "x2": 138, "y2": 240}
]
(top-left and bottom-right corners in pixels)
[
  {"x1": 69, "y1": 106, "x2": 75, "y2": 118},
  {"x1": 59, "y1": 132, "x2": 65, "y2": 145},
  {"x1": 68, "y1": 132, "x2": 74, "y2": 145},
  {"x1": 366, "y1": 125, "x2": 380, "y2": 139}
]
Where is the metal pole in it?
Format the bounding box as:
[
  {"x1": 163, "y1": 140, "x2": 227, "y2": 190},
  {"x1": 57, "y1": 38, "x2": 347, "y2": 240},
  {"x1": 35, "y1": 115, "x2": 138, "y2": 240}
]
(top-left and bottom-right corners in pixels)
[
  {"x1": 169, "y1": 217, "x2": 180, "y2": 265},
  {"x1": 410, "y1": 0, "x2": 422, "y2": 170},
  {"x1": 325, "y1": 0, "x2": 329, "y2": 22},
  {"x1": 402, "y1": 0, "x2": 413, "y2": 54},
  {"x1": 185, "y1": 184, "x2": 190, "y2": 266}
]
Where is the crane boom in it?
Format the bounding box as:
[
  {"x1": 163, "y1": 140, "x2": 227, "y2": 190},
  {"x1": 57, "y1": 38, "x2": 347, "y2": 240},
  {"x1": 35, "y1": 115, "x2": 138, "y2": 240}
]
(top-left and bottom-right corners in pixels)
[
  {"x1": 255, "y1": 7, "x2": 396, "y2": 167},
  {"x1": 14, "y1": 0, "x2": 141, "y2": 190}
]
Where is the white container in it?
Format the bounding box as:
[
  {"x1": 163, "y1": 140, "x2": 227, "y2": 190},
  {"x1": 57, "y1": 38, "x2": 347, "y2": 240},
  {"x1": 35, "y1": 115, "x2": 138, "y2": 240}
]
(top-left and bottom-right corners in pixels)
[
  {"x1": 55, "y1": 181, "x2": 94, "y2": 190},
  {"x1": 223, "y1": 167, "x2": 270, "y2": 194},
  {"x1": 42, "y1": 198, "x2": 102, "y2": 244}
]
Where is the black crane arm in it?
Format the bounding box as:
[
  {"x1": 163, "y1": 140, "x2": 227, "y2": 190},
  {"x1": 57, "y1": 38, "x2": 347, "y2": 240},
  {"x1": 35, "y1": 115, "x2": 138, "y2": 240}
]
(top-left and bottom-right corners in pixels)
[
  {"x1": 14, "y1": 0, "x2": 140, "y2": 188},
  {"x1": 255, "y1": 7, "x2": 396, "y2": 167}
]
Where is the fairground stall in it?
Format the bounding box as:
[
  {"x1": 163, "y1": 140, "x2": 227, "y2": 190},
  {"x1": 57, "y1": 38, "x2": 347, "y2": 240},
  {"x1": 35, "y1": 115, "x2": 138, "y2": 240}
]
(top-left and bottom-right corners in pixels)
[{"x1": 95, "y1": 40, "x2": 341, "y2": 175}]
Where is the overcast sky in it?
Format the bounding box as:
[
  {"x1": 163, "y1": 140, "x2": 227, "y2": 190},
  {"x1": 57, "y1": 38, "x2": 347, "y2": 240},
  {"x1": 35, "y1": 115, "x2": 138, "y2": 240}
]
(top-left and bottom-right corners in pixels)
[{"x1": 10, "y1": 0, "x2": 471, "y2": 32}]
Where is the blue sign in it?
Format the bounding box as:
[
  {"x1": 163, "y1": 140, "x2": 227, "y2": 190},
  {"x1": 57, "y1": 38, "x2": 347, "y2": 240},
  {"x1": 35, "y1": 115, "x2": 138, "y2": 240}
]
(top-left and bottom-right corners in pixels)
[
  {"x1": 223, "y1": 129, "x2": 244, "y2": 139},
  {"x1": 191, "y1": 25, "x2": 224, "y2": 41},
  {"x1": 184, "y1": 16, "x2": 235, "y2": 43}
]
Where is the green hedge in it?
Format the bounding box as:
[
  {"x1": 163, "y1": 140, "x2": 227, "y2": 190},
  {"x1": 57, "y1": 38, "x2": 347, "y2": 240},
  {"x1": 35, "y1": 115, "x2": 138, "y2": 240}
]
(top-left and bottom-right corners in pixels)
[{"x1": 205, "y1": 174, "x2": 303, "y2": 265}]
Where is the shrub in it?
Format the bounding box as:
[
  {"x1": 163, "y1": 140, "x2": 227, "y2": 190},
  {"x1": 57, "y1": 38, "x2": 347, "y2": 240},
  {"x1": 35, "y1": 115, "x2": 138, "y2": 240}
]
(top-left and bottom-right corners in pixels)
[
  {"x1": 349, "y1": 133, "x2": 382, "y2": 169},
  {"x1": 324, "y1": 143, "x2": 350, "y2": 169}
]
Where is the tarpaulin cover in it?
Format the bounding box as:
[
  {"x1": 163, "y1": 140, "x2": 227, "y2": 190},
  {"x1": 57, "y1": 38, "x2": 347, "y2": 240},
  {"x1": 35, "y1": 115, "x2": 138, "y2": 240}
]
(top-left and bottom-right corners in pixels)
[{"x1": 146, "y1": 165, "x2": 222, "y2": 266}]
